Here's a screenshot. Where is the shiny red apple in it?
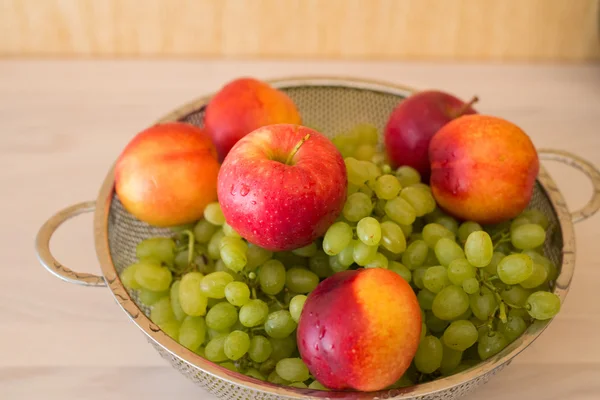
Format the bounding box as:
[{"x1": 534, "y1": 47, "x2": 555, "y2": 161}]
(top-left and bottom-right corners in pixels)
[
  {"x1": 217, "y1": 124, "x2": 347, "y2": 252},
  {"x1": 384, "y1": 90, "x2": 478, "y2": 180}
]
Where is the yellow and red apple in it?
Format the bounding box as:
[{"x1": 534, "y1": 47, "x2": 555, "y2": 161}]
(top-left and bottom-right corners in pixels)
[
  {"x1": 217, "y1": 124, "x2": 347, "y2": 252},
  {"x1": 204, "y1": 77, "x2": 302, "y2": 162},
  {"x1": 114, "y1": 122, "x2": 220, "y2": 227},
  {"x1": 297, "y1": 268, "x2": 422, "y2": 391},
  {"x1": 429, "y1": 114, "x2": 539, "y2": 224}
]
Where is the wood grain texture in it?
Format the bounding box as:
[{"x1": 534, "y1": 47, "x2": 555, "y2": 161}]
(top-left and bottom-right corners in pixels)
[
  {"x1": 1, "y1": 59, "x2": 599, "y2": 399},
  {"x1": 1, "y1": 0, "x2": 599, "y2": 60}
]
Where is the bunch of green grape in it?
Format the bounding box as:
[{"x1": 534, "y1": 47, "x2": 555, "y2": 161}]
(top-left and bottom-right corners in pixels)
[{"x1": 119, "y1": 122, "x2": 561, "y2": 391}]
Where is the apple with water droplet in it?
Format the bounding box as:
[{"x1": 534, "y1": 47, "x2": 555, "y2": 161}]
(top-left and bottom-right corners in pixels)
[{"x1": 217, "y1": 124, "x2": 347, "y2": 251}]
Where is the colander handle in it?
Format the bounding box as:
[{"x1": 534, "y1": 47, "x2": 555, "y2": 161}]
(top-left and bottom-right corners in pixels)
[
  {"x1": 35, "y1": 201, "x2": 107, "y2": 287},
  {"x1": 539, "y1": 149, "x2": 600, "y2": 224}
]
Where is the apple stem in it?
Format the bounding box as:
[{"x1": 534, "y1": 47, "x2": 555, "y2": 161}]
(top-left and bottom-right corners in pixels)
[
  {"x1": 452, "y1": 95, "x2": 479, "y2": 119},
  {"x1": 285, "y1": 133, "x2": 311, "y2": 165}
]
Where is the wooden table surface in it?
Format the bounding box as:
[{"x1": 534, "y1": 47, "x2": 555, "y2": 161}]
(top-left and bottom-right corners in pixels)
[{"x1": 2, "y1": 60, "x2": 599, "y2": 400}]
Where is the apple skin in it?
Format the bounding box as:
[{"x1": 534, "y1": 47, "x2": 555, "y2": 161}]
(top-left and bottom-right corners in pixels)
[
  {"x1": 297, "y1": 268, "x2": 422, "y2": 391},
  {"x1": 217, "y1": 124, "x2": 347, "y2": 252},
  {"x1": 114, "y1": 122, "x2": 220, "y2": 227},
  {"x1": 429, "y1": 114, "x2": 539, "y2": 225},
  {"x1": 204, "y1": 77, "x2": 302, "y2": 162},
  {"x1": 384, "y1": 90, "x2": 478, "y2": 180}
]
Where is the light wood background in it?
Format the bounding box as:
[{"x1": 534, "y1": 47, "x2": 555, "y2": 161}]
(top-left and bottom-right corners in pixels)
[{"x1": 1, "y1": 0, "x2": 599, "y2": 61}]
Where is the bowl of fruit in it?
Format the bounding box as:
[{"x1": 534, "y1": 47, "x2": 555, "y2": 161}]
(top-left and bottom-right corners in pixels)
[{"x1": 35, "y1": 76, "x2": 600, "y2": 399}]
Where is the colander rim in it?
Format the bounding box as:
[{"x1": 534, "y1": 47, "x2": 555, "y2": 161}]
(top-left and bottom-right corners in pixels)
[{"x1": 92, "y1": 76, "x2": 576, "y2": 399}]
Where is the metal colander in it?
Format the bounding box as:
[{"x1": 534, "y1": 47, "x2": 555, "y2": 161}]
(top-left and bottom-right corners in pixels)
[{"x1": 36, "y1": 77, "x2": 600, "y2": 400}]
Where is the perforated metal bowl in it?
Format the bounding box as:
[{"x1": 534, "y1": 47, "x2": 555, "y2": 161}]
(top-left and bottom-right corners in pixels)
[{"x1": 36, "y1": 77, "x2": 600, "y2": 400}]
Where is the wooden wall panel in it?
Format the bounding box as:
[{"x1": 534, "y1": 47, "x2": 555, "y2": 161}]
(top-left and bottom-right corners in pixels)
[{"x1": 1, "y1": 0, "x2": 599, "y2": 61}]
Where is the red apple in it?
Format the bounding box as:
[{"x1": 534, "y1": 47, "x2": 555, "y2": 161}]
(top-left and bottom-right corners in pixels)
[
  {"x1": 217, "y1": 124, "x2": 347, "y2": 252},
  {"x1": 384, "y1": 90, "x2": 478, "y2": 179},
  {"x1": 429, "y1": 114, "x2": 539, "y2": 224},
  {"x1": 297, "y1": 268, "x2": 422, "y2": 391}
]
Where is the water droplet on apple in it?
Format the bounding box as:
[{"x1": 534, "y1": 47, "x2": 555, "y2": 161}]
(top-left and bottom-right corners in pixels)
[
  {"x1": 318, "y1": 327, "x2": 326, "y2": 339},
  {"x1": 229, "y1": 184, "x2": 236, "y2": 196},
  {"x1": 239, "y1": 184, "x2": 250, "y2": 196},
  {"x1": 314, "y1": 343, "x2": 320, "y2": 351},
  {"x1": 251, "y1": 200, "x2": 256, "y2": 205}
]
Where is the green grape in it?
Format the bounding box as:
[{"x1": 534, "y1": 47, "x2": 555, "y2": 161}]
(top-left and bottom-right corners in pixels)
[
  {"x1": 384, "y1": 196, "x2": 417, "y2": 225},
  {"x1": 400, "y1": 186, "x2": 436, "y2": 217},
  {"x1": 388, "y1": 374, "x2": 414, "y2": 389},
  {"x1": 413, "y1": 267, "x2": 428, "y2": 289},
  {"x1": 309, "y1": 251, "x2": 334, "y2": 278},
  {"x1": 364, "y1": 252, "x2": 388, "y2": 269},
  {"x1": 308, "y1": 380, "x2": 328, "y2": 390},
  {"x1": 353, "y1": 241, "x2": 378, "y2": 266},
  {"x1": 401, "y1": 240, "x2": 428, "y2": 269},
  {"x1": 159, "y1": 320, "x2": 181, "y2": 339},
  {"x1": 219, "y1": 237, "x2": 248, "y2": 272},
  {"x1": 286, "y1": 268, "x2": 319, "y2": 293},
  {"x1": 498, "y1": 315, "x2": 527, "y2": 342},
  {"x1": 457, "y1": 221, "x2": 483, "y2": 244},
  {"x1": 139, "y1": 289, "x2": 168, "y2": 306},
  {"x1": 414, "y1": 336, "x2": 443, "y2": 374},
  {"x1": 497, "y1": 254, "x2": 534, "y2": 284},
  {"x1": 510, "y1": 216, "x2": 531, "y2": 232},
  {"x1": 484, "y1": 251, "x2": 505, "y2": 275},
  {"x1": 292, "y1": 242, "x2": 317, "y2": 258},
  {"x1": 245, "y1": 244, "x2": 273, "y2": 271},
  {"x1": 395, "y1": 166, "x2": 421, "y2": 187},
  {"x1": 265, "y1": 310, "x2": 297, "y2": 339},
  {"x1": 342, "y1": 193, "x2": 373, "y2": 222},
  {"x1": 362, "y1": 160, "x2": 381, "y2": 184},
  {"x1": 207, "y1": 229, "x2": 225, "y2": 260},
  {"x1": 478, "y1": 331, "x2": 508, "y2": 360},
  {"x1": 336, "y1": 242, "x2": 356, "y2": 267},
  {"x1": 520, "y1": 262, "x2": 548, "y2": 289},
  {"x1": 417, "y1": 288, "x2": 436, "y2": 310},
  {"x1": 464, "y1": 231, "x2": 493, "y2": 268},
  {"x1": 423, "y1": 266, "x2": 450, "y2": 293},
  {"x1": 380, "y1": 221, "x2": 407, "y2": 254},
  {"x1": 355, "y1": 122, "x2": 379, "y2": 144},
  {"x1": 357, "y1": 217, "x2": 382, "y2": 246},
  {"x1": 224, "y1": 281, "x2": 251, "y2": 307},
  {"x1": 269, "y1": 336, "x2": 297, "y2": 362},
  {"x1": 247, "y1": 335, "x2": 272, "y2": 363},
  {"x1": 274, "y1": 251, "x2": 308, "y2": 268},
  {"x1": 435, "y1": 216, "x2": 459, "y2": 236},
  {"x1": 178, "y1": 316, "x2": 206, "y2": 351},
  {"x1": 276, "y1": 358, "x2": 310, "y2": 382},
  {"x1": 150, "y1": 296, "x2": 175, "y2": 325},
  {"x1": 239, "y1": 299, "x2": 269, "y2": 327},
  {"x1": 442, "y1": 320, "x2": 478, "y2": 351},
  {"x1": 204, "y1": 202, "x2": 225, "y2": 225},
  {"x1": 121, "y1": 263, "x2": 142, "y2": 289},
  {"x1": 508, "y1": 307, "x2": 530, "y2": 320},
  {"x1": 136, "y1": 237, "x2": 176, "y2": 265},
  {"x1": 220, "y1": 362, "x2": 237, "y2": 372},
  {"x1": 245, "y1": 368, "x2": 266, "y2": 381},
  {"x1": 200, "y1": 271, "x2": 235, "y2": 299},
  {"x1": 440, "y1": 344, "x2": 463, "y2": 375},
  {"x1": 222, "y1": 221, "x2": 241, "y2": 238},
  {"x1": 426, "y1": 310, "x2": 450, "y2": 333},
  {"x1": 258, "y1": 260, "x2": 286, "y2": 295},
  {"x1": 420, "y1": 322, "x2": 427, "y2": 341},
  {"x1": 134, "y1": 261, "x2": 173, "y2": 292},
  {"x1": 205, "y1": 334, "x2": 228, "y2": 362},
  {"x1": 424, "y1": 206, "x2": 446, "y2": 224},
  {"x1": 424, "y1": 248, "x2": 439, "y2": 266},
  {"x1": 194, "y1": 219, "x2": 218, "y2": 243},
  {"x1": 432, "y1": 285, "x2": 470, "y2": 320},
  {"x1": 511, "y1": 224, "x2": 546, "y2": 250},
  {"x1": 398, "y1": 222, "x2": 413, "y2": 238},
  {"x1": 288, "y1": 382, "x2": 308, "y2": 388},
  {"x1": 205, "y1": 302, "x2": 238, "y2": 332},
  {"x1": 170, "y1": 280, "x2": 186, "y2": 321},
  {"x1": 501, "y1": 285, "x2": 532, "y2": 308},
  {"x1": 289, "y1": 295, "x2": 307, "y2": 323},
  {"x1": 435, "y1": 238, "x2": 465, "y2": 267},
  {"x1": 267, "y1": 371, "x2": 290, "y2": 385},
  {"x1": 447, "y1": 258, "x2": 476, "y2": 285},
  {"x1": 355, "y1": 144, "x2": 376, "y2": 161},
  {"x1": 526, "y1": 291, "x2": 561, "y2": 320},
  {"x1": 213, "y1": 259, "x2": 242, "y2": 280},
  {"x1": 174, "y1": 250, "x2": 191, "y2": 270},
  {"x1": 374, "y1": 174, "x2": 402, "y2": 200},
  {"x1": 469, "y1": 287, "x2": 498, "y2": 320},
  {"x1": 224, "y1": 330, "x2": 250, "y2": 360},
  {"x1": 323, "y1": 221, "x2": 353, "y2": 255},
  {"x1": 327, "y1": 255, "x2": 347, "y2": 272},
  {"x1": 520, "y1": 209, "x2": 550, "y2": 230},
  {"x1": 345, "y1": 157, "x2": 370, "y2": 186},
  {"x1": 462, "y1": 278, "x2": 480, "y2": 295},
  {"x1": 389, "y1": 261, "x2": 412, "y2": 282},
  {"x1": 422, "y1": 223, "x2": 455, "y2": 249},
  {"x1": 522, "y1": 250, "x2": 557, "y2": 281},
  {"x1": 494, "y1": 241, "x2": 513, "y2": 255}
]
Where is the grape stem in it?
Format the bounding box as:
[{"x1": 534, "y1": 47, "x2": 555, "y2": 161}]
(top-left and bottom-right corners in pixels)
[
  {"x1": 267, "y1": 294, "x2": 288, "y2": 309},
  {"x1": 181, "y1": 229, "x2": 196, "y2": 266}
]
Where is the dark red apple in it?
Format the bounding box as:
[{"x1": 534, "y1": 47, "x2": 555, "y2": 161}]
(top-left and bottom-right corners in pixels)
[
  {"x1": 297, "y1": 268, "x2": 422, "y2": 391},
  {"x1": 384, "y1": 90, "x2": 478, "y2": 179},
  {"x1": 217, "y1": 124, "x2": 347, "y2": 252}
]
